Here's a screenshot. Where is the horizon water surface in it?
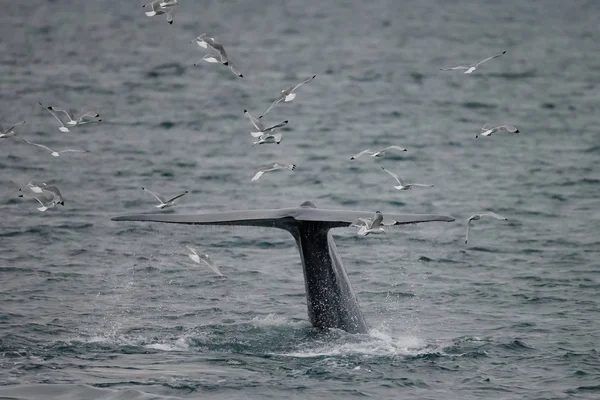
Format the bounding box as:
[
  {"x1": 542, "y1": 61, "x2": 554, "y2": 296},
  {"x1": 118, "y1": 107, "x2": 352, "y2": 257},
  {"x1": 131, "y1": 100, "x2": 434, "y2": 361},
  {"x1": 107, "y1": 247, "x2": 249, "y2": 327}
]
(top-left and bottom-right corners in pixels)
[{"x1": 1, "y1": 1, "x2": 599, "y2": 399}]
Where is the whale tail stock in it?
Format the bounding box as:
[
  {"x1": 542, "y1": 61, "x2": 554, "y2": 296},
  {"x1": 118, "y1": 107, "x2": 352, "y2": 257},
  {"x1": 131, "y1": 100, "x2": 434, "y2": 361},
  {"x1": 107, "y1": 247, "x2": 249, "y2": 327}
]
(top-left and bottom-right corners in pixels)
[{"x1": 112, "y1": 201, "x2": 454, "y2": 333}]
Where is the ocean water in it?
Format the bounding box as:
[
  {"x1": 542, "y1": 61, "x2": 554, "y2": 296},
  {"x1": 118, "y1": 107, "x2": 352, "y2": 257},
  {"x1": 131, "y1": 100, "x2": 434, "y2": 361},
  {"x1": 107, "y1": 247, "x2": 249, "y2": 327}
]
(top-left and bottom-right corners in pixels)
[{"x1": 1, "y1": 0, "x2": 599, "y2": 399}]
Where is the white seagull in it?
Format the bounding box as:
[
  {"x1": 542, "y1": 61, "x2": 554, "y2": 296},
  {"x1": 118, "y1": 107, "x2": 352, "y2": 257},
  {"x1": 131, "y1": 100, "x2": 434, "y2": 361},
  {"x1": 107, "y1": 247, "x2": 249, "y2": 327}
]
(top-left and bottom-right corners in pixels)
[
  {"x1": 0, "y1": 120, "x2": 26, "y2": 138},
  {"x1": 142, "y1": 187, "x2": 188, "y2": 209},
  {"x1": 18, "y1": 189, "x2": 63, "y2": 212},
  {"x1": 440, "y1": 50, "x2": 506, "y2": 74},
  {"x1": 476, "y1": 123, "x2": 520, "y2": 138},
  {"x1": 191, "y1": 33, "x2": 229, "y2": 64},
  {"x1": 244, "y1": 109, "x2": 288, "y2": 138},
  {"x1": 351, "y1": 211, "x2": 386, "y2": 236},
  {"x1": 259, "y1": 75, "x2": 316, "y2": 118},
  {"x1": 465, "y1": 212, "x2": 508, "y2": 244},
  {"x1": 39, "y1": 101, "x2": 101, "y2": 132},
  {"x1": 143, "y1": 0, "x2": 176, "y2": 24},
  {"x1": 251, "y1": 163, "x2": 296, "y2": 181},
  {"x1": 350, "y1": 145, "x2": 407, "y2": 160},
  {"x1": 381, "y1": 167, "x2": 434, "y2": 190},
  {"x1": 186, "y1": 246, "x2": 223, "y2": 276},
  {"x1": 21, "y1": 139, "x2": 87, "y2": 157},
  {"x1": 252, "y1": 132, "x2": 283, "y2": 146}
]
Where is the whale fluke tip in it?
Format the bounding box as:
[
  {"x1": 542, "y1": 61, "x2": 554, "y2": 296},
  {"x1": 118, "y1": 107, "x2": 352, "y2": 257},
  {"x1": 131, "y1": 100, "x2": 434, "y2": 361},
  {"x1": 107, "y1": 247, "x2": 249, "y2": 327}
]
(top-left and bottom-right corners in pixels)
[{"x1": 300, "y1": 200, "x2": 316, "y2": 208}]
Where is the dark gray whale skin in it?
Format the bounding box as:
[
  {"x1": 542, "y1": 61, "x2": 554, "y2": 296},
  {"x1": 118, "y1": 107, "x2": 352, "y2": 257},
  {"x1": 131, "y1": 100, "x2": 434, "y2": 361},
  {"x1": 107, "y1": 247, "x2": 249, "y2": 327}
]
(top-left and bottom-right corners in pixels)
[{"x1": 112, "y1": 201, "x2": 454, "y2": 334}]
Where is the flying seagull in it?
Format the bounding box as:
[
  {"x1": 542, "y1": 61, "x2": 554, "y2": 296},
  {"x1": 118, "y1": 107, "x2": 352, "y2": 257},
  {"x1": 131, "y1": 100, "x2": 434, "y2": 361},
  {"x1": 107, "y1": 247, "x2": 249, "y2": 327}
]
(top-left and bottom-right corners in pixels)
[
  {"x1": 142, "y1": 187, "x2": 188, "y2": 209},
  {"x1": 18, "y1": 188, "x2": 64, "y2": 212},
  {"x1": 39, "y1": 101, "x2": 101, "y2": 132},
  {"x1": 191, "y1": 33, "x2": 229, "y2": 64},
  {"x1": 476, "y1": 123, "x2": 520, "y2": 138},
  {"x1": 351, "y1": 211, "x2": 387, "y2": 236},
  {"x1": 243, "y1": 109, "x2": 288, "y2": 138},
  {"x1": 143, "y1": 0, "x2": 177, "y2": 24},
  {"x1": 0, "y1": 120, "x2": 26, "y2": 139},
  {"x1": 440, "y1": 50, "x2": 506, "y2": 74},
  {"x1": 21, "y1": 139, "x2": 87, "y2": 157},
  {"x1": 259, "y1": 75, "x2": 316, "y2": 118},
  {"x1": 350, "y1": 145, "x2": 407, "y2": 160},
  {"x1": 251, "y1": 163, "x2": 296, "y2": 181},
  {"x1": 186, "y1": 246, "x2": 223, "y2": 276},
  {"x1": 381, "y1": 167, "x2": 434, "y2": 190},
  {"x1": 465, "y1": 212, "x2": 508, "y2": 244}
]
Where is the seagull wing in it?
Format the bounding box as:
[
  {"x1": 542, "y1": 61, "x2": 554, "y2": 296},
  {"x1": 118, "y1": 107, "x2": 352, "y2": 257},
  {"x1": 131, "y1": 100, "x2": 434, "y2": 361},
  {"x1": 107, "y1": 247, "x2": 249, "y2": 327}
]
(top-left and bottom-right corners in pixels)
[
  {"x1": 259, "y1": 95, "x2": 285, "y2": 118},
  {"x1": 226, "y1": 61, "x2": 243, "y2": 78},
  {"x1": 198, "y1": 254, "x2": 223, "y2": 276},
  {"x1": 142, "y1": 187, "x2": 165, "y2": 203},
  {"x1": 207, "y1": 42, "x2": 228, "y2": 63},
  {"x1": 165, "y1": 191, "x2": 188, "y2": 203},
  {"x1": 22, "y1": 139, "x2": 54, "y2": 153},
  {"x1": 371, "y1": 212, "x2": 383, "y2": 228},
  {"x1": 350, "y1": 149, "x2": 374, "y2": 160},
  {"x1": 440, "y1": 65, "x2": 470, "y2": 71},
  {"x1": 263, "y1": 120, "x2": 288, "y2": 132},
  {"x1": 77, "y1": 112, "x2": 101, "y2": 122},
  {"x1": 499, "y1": 124, "x2": 519, "y2": 133},
  {"x1": 40, "y1": 102, "x2": 67, "y2": 126},
  {"x1": 6, "y1": 120, "x2": 26, "y2": 133},
  {"x1": 202, "y1": 54, "x2": 221, "y2": 63},
  {"x1": 408, "y1": 183, "x2": 434, "y2": 188},
  {"x1": 290, "y1": 75, "x2": 316, "y2": 92},
  {"x1": 47, "y1": 106, "x2": 75, "y2": 122},
  {"x1": 185, "y1": 245, "x2": 198, "y2": 256},
  {"x1": 380, "y1": 145, "x2": 407, "y2": 152},
  {"x1": 381, "y1": 167, "x2": 405, "y2": 186},
  {"x1": 474, "y1": 50, "x2": 506, "y2": 67},
  {"x1": 251, "y1": 170, "x2": 265, "y2": 181},
  {"x1": 58, "y1": 149, "x2": 87, "y2": 154},
  {"x1": 481, "y1": 212, "x2": 507, "y2": 220},
  {"x1": 244, "y1": 109, "x2": 265, "y2": 132}
]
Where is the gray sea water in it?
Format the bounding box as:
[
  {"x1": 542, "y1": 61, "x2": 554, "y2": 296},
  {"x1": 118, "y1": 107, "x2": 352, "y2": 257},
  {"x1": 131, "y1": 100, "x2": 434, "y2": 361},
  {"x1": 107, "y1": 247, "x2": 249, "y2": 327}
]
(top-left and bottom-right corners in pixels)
[{"x1": 1, "y1": 0, "x2": 599, "y2": 399}]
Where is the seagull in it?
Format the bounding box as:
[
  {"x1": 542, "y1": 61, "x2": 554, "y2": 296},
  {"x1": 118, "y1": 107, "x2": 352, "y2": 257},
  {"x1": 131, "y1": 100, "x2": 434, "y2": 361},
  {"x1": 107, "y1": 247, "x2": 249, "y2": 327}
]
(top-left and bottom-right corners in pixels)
[
  {"x1": 186, "y1": 246, "x2": 223, "y2": 276},
  {"x1": 381, "y1": 167, "x2": 434, "y2": 190},
  {"x1": 244, "y1": 109, "x2": 288, "y2": 138},
  {"x1": 191, "y1": 33, "x2": 229, "y2": 64},
  {"x1": 195, "y1": 54, "x2": 243, "y2": 78},
  {"x1": 476, "y1": 123, "x2": 520, "y2": 138},
  {"x1": 259, "y1": 75, "x2": 316, "y2": 118},
  {"x1": 440, "y1": 50, "x2": 506, "y2": 74},
  {"x1": 143, "y1": 0, "x2": 176, "y2": 24},
  {"x1": 350, "y1": 146, "x2": 407, "y2": 160},
  {"x1": 39, "y1": 101, "x2": 101, "y2": 132},
  {"x1": 141, "y1": 187, "x2": 188, "y2": 209},
  {"x1": 251, "y1": 163, "x2": 296, "y2": 181},
  {"x1": 0, "y1": 120, "x2": 26, "y2": 138},
  {"x1": 16, "y1": 181, "x2": 65, "y2": 205},
  {"x1": 244, "y1": 110, "x2": 288, "y2": 140},
  {"x1": 21, "y1": 139, "x2": 87, "y2": 157},
  {"x1": 465, "y1": 212, "x2": 508, "y2": 244},
  {"x1": 252, "y1": 132, "x2": 283, "y2": 146},
  {"x1": 351, "y1": 211, "x2": 386, "y2": 236},
  {"x1": 18, "y1": 189, "x2": 63, "y2": 212}
]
